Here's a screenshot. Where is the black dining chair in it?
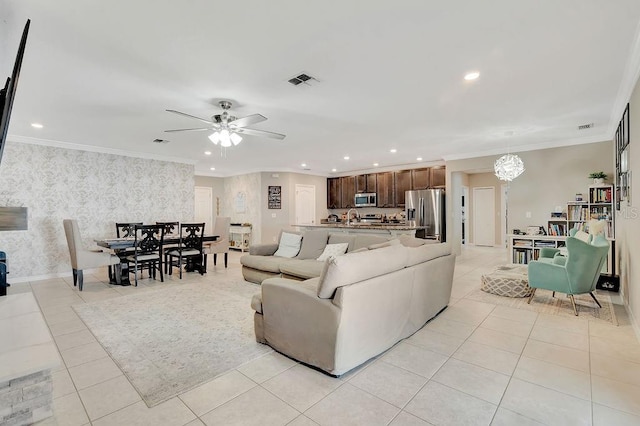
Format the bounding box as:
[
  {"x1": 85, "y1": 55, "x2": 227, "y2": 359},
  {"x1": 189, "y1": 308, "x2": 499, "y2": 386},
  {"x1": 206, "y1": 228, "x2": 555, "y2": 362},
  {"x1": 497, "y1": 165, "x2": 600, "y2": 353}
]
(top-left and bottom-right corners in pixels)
[
  {"x1": 116, "y1": 222, "x2": 142, "y2": 238},
  {"x1": 156, "y1": 221, "x2": 179, "y2": 236},
  {"x1": 165, "y1": 223, "x2": 205, "y2": 279},
  {"x1": 126, "y1": 224, "x2": 164, "y2": 286}
]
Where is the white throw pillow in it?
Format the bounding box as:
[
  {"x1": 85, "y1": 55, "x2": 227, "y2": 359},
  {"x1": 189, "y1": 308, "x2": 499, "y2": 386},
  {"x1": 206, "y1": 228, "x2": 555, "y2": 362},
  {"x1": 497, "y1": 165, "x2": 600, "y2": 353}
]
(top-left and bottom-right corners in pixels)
[
  {"x1": 273, "y1": 232, "x2": 303, "y2": 258},
  {"x1": 317, "y1": 243, "x2": 349, "y2": 261},
  {"x1": 574, "y1": 230, "x2": 591, "y2": 243}
]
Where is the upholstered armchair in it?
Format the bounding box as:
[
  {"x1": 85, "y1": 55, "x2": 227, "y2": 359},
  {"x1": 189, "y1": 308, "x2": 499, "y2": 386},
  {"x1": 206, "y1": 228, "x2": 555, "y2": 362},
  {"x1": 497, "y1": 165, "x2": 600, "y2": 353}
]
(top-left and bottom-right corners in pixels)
[
  {"x1": 203, "y1": 216, "x2": 230, "y2": 270},
  {"x1": 63, "y1": 219, "x2": 121, "y2": 291},
  {"x1": 527, "y1": 234, "x2": 609, "y2": 315}
]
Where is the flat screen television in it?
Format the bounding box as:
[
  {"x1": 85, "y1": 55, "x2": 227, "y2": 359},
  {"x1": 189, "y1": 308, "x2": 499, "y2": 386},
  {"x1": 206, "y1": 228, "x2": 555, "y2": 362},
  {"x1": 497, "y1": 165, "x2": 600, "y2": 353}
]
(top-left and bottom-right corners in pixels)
[{"x1": 0, "y1": 19, "x2": 31, "y2": 167}]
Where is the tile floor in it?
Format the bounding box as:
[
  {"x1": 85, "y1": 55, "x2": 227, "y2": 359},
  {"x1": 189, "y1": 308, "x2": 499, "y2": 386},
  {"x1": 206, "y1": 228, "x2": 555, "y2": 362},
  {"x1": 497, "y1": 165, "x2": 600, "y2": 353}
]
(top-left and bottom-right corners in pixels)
[{"x1": 5, "y1": 245, "x2": 639, "y2": 425}]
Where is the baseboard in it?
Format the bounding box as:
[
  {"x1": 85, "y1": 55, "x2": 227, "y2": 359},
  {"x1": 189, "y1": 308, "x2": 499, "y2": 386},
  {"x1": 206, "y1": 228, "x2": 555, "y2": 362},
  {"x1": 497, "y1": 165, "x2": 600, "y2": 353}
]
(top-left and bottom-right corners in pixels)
[
  {"x1": 9, "y1": 268, "x2": 103, "y2": 284},
  {"x1": 625, "y1": 300, "x2": 640, "y2": 343}
]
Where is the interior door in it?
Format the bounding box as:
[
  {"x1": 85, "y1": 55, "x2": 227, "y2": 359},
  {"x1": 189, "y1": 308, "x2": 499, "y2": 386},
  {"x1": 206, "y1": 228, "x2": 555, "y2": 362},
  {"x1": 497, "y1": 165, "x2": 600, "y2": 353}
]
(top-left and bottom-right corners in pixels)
[
  {"x1": 473, "y1": 187, "x2": 495, "y2": 246},
  {"x1": 295, "y1": 184, "x2": 316, "y2": 225},
  {"x1": 194, "y1": 186, "x2": 213, "y2": 233}
]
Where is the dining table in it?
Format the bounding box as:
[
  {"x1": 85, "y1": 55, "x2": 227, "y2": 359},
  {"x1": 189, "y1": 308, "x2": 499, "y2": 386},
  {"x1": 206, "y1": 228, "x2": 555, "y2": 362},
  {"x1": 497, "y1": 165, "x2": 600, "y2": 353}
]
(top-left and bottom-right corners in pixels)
[{"x1": 95, "y1": 234, "x2": 219, "y2": 285}]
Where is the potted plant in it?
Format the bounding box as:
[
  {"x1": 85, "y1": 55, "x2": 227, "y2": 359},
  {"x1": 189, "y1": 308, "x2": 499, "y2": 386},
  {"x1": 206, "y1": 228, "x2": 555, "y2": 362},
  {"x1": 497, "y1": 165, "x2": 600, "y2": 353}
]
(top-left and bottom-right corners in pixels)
[{"x1": 589, "y1": 171, "x2": 607, "y2": 185}]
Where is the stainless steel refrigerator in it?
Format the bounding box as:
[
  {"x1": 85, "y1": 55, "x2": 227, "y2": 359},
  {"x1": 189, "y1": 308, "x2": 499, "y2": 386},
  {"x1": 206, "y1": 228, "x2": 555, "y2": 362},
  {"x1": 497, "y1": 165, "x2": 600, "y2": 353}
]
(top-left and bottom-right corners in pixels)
[{"x1": 405, "y1": 189, "x2": 446, "y2": 241}]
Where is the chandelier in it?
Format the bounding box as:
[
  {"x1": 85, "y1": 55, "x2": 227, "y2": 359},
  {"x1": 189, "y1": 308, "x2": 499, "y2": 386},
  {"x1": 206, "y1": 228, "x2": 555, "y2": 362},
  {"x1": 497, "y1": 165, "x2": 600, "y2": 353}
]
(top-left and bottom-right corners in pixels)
[
  {"x1": 208, "y1": 128, "x2": 242, "y2": 148},
  {"x1": 494, "y1": 153, "x2": 525, "y2": 181}
]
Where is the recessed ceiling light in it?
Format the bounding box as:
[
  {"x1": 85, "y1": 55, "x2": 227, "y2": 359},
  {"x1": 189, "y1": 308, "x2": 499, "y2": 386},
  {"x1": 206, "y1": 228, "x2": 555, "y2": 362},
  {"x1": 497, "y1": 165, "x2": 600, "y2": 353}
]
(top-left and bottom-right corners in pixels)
[
  {"x1": 464, "y1": 71, "x2": 480, "y2": 81},
  {"x1": 344, "y1": 156, "x2": 350, "y2": 160},
  {"x1": 31, "y1": 123, "x2": 43, "y2": 128},
  {"x1": 301, "y1": 163, "x2": 307, "y2": 167},
  {"x1": 204, "y1": 151, "x2": 212, "y2": 155},
  {"x1": 416, "y1": 157, "x2": 423, "y2": 161},
  {"x1": 390, "y1": 149, "x2": 397, "y2": 153},
  {"x1": 210, "y1": 167, "x2": 215, "y2": 171},
  {"x1": 331, "y1": 168, "x2": 337, "y2": 172},
  {"x1": 373, "y1": 163, "x2": 379, "y2": 167}
]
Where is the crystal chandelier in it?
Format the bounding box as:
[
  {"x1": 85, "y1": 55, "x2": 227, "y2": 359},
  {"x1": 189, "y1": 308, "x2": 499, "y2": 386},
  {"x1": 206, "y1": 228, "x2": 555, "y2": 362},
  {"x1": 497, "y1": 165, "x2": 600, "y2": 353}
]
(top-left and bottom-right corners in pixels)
[{"x1": 494, "y1": 153, "x2": 525, "y2": 181}]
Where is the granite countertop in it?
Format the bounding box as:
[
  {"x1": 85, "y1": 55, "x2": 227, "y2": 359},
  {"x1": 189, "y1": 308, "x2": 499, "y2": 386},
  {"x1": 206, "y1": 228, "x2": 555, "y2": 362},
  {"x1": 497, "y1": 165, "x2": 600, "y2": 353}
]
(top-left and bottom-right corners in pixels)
[{"x1": 302, "y1": 223, "x2": 427, "y2": 231}]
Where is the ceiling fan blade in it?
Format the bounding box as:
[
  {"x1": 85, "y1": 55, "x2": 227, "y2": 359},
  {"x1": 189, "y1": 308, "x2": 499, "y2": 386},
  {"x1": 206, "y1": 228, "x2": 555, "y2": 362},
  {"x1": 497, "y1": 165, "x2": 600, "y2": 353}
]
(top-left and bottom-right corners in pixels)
[
  {"x1": 229, "y1": 114, "x2": 267, "y2": 128},
  {"x1": 166, "y1": 109, "x2": 212, "y2": 125},
  {"x1": 164, "y1": 127, "x2": 216, "y2": 133},
  {"x1": 236, "y1": 127, "x2": 286, "y2": 140}
]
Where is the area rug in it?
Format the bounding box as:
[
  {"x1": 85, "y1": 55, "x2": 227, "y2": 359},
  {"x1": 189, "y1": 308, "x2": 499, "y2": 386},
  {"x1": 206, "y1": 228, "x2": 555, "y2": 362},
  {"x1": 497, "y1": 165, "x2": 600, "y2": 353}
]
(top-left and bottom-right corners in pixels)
[
  {"x1": 73, "y1": 279, "x2": 271, "y2": 407},
  {"x1": 467, "y1": 288, "x2": 618, "y2": 325}
]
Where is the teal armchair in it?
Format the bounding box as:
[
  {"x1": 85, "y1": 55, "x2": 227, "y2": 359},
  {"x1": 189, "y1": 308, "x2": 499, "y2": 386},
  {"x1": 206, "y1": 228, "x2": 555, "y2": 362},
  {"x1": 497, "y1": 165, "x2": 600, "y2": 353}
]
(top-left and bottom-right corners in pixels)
[{"x1": 527, "y1": 234, "x2": 609, "y2": 315}]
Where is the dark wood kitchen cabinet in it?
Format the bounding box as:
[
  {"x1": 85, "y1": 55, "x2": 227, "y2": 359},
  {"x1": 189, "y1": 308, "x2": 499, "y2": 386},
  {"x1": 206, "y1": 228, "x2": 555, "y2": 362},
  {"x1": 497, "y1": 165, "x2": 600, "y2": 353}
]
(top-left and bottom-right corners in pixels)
[
  {"x1": 411, "y1": 168, "x2": 430, "y2": 189},
  {"x1": 394, "y1": 170, "x2": 412, "y2": 207},
  {"x1": 355, "y1": 174, "x2": 377, "y2": 194},
  {"x1": 341, "y1": 176, "x2": 356, "y2": 208},
  {"x1": 327, "y1": 177, "x2": 342, "y2": 209},
  {"x1": 376, "y1": 172, "x2": 394, "y2": 207},
  {"x1": 430, "y1": 166, "x2": 446, "y2": 187}
]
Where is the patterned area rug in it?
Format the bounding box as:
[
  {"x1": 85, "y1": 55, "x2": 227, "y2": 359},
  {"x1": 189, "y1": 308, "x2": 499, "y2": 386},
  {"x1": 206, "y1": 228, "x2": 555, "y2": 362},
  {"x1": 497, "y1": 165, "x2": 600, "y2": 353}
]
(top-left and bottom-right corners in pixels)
[
  {"x1": 467, "y1": 288, "x2": 618, "y2": 325},
  {"x1": 74, "y1": 279, "x2": 271, "y2": 407}
]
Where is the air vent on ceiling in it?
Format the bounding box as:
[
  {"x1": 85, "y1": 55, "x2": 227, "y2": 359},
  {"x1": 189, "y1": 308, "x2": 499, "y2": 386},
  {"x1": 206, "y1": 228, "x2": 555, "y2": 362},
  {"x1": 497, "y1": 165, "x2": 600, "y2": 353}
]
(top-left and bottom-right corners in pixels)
[
  {"x1": 578, "y1": 123, "x2": 594, "y2": 130},
  {"x1": 153, "y1": 138, "x2": 170, "y2": 144},
  {"x1": 288, "y1": 73, "x2": 318, "y2": 86}
]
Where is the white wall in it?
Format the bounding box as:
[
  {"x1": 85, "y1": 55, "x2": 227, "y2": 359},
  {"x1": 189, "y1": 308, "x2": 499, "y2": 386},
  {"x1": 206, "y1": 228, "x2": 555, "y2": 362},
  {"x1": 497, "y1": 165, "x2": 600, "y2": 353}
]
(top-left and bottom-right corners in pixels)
[
  {"x1": 446, "y1": 141, "x2": 614, "y2": 254},
  {"x1": 616, "y1": 76, "x2": 640, "y2": 332},
  {"x1": 0, "y1": 140, "x2": 195, "y2": 279}
]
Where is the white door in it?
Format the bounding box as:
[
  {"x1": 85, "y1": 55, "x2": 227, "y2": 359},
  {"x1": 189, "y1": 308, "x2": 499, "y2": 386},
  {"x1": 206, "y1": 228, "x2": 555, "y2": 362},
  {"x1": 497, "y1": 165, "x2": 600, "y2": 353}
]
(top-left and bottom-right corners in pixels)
[
  {"x1": 194, "y1": 186, "x2": 213, "y2": 233},
  {"x1": 295, "y1": 184, "x2": 316, "y2": 225},
  {"x1": 473, "y1": 187, "x2": 495, "y2": 246}
]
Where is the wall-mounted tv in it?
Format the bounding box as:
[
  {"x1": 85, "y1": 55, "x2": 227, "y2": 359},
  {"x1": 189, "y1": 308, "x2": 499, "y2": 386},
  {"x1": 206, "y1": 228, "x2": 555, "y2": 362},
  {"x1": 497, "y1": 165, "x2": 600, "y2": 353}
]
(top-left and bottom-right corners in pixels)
[{"x1": 0, "y1": 19, "x2": 31, "y2": 168}]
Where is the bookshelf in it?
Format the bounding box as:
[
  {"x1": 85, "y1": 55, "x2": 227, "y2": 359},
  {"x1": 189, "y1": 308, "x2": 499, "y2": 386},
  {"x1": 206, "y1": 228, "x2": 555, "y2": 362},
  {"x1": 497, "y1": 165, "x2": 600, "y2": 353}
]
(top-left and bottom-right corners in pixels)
[
  {"x1": 510, "y1": 184, "x2": 615, "y2": 274},
  {"x1": 546, "y1": 185, "x2": 615, "y2": 238}
]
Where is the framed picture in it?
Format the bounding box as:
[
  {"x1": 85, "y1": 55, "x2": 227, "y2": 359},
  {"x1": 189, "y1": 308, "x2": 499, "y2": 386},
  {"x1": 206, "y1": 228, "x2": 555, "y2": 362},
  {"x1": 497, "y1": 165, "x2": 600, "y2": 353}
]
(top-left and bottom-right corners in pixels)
[
  {"x1": 268, "y1": 185, "x2": 281, "y2": 209},
  {"x1": 616, "y1": 103, "x2": 631, "y2": 209}
]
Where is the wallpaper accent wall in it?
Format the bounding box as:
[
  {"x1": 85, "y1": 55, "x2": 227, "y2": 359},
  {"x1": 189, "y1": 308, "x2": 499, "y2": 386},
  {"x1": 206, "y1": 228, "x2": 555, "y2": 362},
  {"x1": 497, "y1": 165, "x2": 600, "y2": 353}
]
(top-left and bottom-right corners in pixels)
[
  {"x1": 0, "y1": 141, "x2": 195, "y2": 279},
  {"x1": 223, "y1": 173, "x2": 261, "y2": 244}
]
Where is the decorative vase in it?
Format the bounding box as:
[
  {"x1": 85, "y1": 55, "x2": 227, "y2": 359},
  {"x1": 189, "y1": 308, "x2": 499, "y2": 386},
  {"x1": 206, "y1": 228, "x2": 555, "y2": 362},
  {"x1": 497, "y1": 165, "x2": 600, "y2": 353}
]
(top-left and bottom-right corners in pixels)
[{"x1": 593, "y1": 178, "x2": 604, "y2": 185}]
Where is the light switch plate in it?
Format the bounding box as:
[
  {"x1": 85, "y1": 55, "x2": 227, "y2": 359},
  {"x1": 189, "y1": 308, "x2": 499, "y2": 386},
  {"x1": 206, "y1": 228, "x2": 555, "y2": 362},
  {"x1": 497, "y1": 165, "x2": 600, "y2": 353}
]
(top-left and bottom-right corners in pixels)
[
  {"x1": 526, "y1": 211, "x2": 532, "y2": 218},
  {"x1": 271, "y1": 213, "x2": 276, "y2": 218}
]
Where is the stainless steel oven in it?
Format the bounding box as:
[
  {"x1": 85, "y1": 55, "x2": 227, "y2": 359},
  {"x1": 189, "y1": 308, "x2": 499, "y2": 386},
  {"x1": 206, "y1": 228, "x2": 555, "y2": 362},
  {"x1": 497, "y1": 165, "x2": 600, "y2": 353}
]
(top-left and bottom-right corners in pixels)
[{"x1": 354, "y1": 192, "x2": 377, "y2": 207}]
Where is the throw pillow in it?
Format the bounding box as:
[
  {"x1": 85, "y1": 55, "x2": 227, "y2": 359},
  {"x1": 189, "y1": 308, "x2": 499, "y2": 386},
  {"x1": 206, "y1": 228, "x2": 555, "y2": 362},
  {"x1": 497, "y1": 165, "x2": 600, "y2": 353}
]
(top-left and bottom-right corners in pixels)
[
  {"x1": 398, "y1": 234, "x2": 426, "y2": 247},
  {"x1": 588, "y1": 219, "x2": 606, "y2": 236},
  {"x1": 297, "y1": 230, "x2": 329, "y2": 259},
  {"x1": 274, "y1": 232, "x2": 303, "y2": 258},
  {"x1": 574, "y1": 230, "x2": 591, "y2": 243},
  {"x1": 317, "y1": 243, "x2": 349, "y2": 261},
  {"x1": 368, "y1": 238, "x2": 401, "y2": 250}
]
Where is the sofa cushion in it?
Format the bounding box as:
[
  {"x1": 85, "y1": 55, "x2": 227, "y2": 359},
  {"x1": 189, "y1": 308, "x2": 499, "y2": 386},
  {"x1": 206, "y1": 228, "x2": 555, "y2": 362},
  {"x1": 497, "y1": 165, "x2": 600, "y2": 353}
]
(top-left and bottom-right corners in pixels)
[
  {"x1": 368, "y1": 238, "x2": 401, "y2": 250},
  {"x1": 317, "y1": 245, "x2": 410, "y2": 299},
  {"x1": 241, "y1": 254, "x2": 293, "y2": 273},
  {"x1": 328, "y1": 234, "x2": 356, "y2": 252},
  {"x1": 274, "y1": 232, "x2": 303, "y2": 258},
  {"x1": 398, "y1": 234, "x2": 427, "y2": 247},
  {"x1": 405, "y1": 242, "x2": 452, "y2": 267},
  {"x1": 297, "y1": 230, "x2": 329, "y2": 260},
  {"x1": 279, "y1": 259, "x2": 325, "y2": 280},
  {"x1": 352, "y1": 235, "x2": 390, "y2": 251},
  {"x1": 317, "y1": 243, "x2": 349, "y2": 261}
]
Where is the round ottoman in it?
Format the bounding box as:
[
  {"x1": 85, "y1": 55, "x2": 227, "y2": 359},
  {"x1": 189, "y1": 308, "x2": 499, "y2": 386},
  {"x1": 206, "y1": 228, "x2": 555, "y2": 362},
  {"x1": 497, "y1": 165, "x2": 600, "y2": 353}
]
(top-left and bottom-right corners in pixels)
[{"x1": 481, "y1": 264, "x2": 533, "y2": 298}]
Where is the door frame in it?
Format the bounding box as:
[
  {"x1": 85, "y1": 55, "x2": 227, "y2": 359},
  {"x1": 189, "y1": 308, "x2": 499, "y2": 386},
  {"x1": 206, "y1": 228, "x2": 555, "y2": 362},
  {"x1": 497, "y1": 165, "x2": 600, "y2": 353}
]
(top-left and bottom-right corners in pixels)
[{"x1": 194, "y1": 186, "x2": 213, "y2": 232}]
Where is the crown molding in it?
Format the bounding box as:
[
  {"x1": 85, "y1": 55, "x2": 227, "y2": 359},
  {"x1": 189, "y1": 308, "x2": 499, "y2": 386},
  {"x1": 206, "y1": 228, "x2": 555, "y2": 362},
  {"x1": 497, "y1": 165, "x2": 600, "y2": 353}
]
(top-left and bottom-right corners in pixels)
[
  {"x1": 442, "y1": 135, "x2": 611, "y2": 162},
  {"x1": 7, "y1": 134, "x2": 198, "y2": 165}
]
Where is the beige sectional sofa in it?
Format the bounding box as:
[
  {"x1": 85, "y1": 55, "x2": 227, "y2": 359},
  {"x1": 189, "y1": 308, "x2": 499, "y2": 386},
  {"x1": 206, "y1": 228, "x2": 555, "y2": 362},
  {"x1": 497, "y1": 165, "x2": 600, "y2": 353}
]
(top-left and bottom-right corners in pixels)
[
  {"x1": 240, "y1": 229, "x2": 395, "y2": 284},
  {"x1": 250, "y1": 241, "x2": 455, "y2": 376}
]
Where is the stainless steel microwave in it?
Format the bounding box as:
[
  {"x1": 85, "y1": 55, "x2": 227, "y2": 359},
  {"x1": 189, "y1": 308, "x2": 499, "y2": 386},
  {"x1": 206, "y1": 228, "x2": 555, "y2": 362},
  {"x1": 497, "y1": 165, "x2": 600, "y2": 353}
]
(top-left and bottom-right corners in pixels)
[{"x1": 354, "y1": 193, "x2": 377, "y2": 207}]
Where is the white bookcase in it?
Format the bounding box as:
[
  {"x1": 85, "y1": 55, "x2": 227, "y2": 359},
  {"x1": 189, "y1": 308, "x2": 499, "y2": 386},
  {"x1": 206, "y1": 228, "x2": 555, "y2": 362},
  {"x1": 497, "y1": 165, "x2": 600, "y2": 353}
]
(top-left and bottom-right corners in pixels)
[{"x1": 229, "y1": 224, "x2": 252, "y2": 252}]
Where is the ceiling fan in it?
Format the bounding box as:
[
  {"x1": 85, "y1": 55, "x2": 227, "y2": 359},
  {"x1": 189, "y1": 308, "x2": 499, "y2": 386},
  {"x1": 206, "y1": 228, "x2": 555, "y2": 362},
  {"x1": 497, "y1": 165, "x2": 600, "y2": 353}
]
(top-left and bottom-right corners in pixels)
[{"x1": 164, "y1": 101, "x2": 286, "y2": 147}]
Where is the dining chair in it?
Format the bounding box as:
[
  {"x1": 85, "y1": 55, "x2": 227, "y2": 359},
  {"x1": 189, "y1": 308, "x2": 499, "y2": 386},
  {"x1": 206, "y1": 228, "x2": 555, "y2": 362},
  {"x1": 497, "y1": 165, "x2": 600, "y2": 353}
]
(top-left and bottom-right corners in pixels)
[
  {"x1": 156, "y1": 221, "x2": 179, "y2": 236},
  {"x1": 63, "y1": 219, "x2": 121, "y2": 291},
  {"x1": 126, "y1": 224, "x2": 164, "y2": 286},
  {"x1": 203, "y1": 216, "x2": 230, "y2": 270},
  {"x1": 116, "y1": 222, "x2": 142, "y2": 238},
  {"x1": 165, "y1": 223, "x2": 205, "y2": 279}
]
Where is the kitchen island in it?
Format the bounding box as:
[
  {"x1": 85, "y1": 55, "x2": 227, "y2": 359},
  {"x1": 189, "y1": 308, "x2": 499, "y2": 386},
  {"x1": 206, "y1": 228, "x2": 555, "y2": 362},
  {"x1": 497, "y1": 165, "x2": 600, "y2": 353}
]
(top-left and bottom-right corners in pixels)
[{"x1": 296, "y1": 223, "x2": 427, "y2": 238}]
